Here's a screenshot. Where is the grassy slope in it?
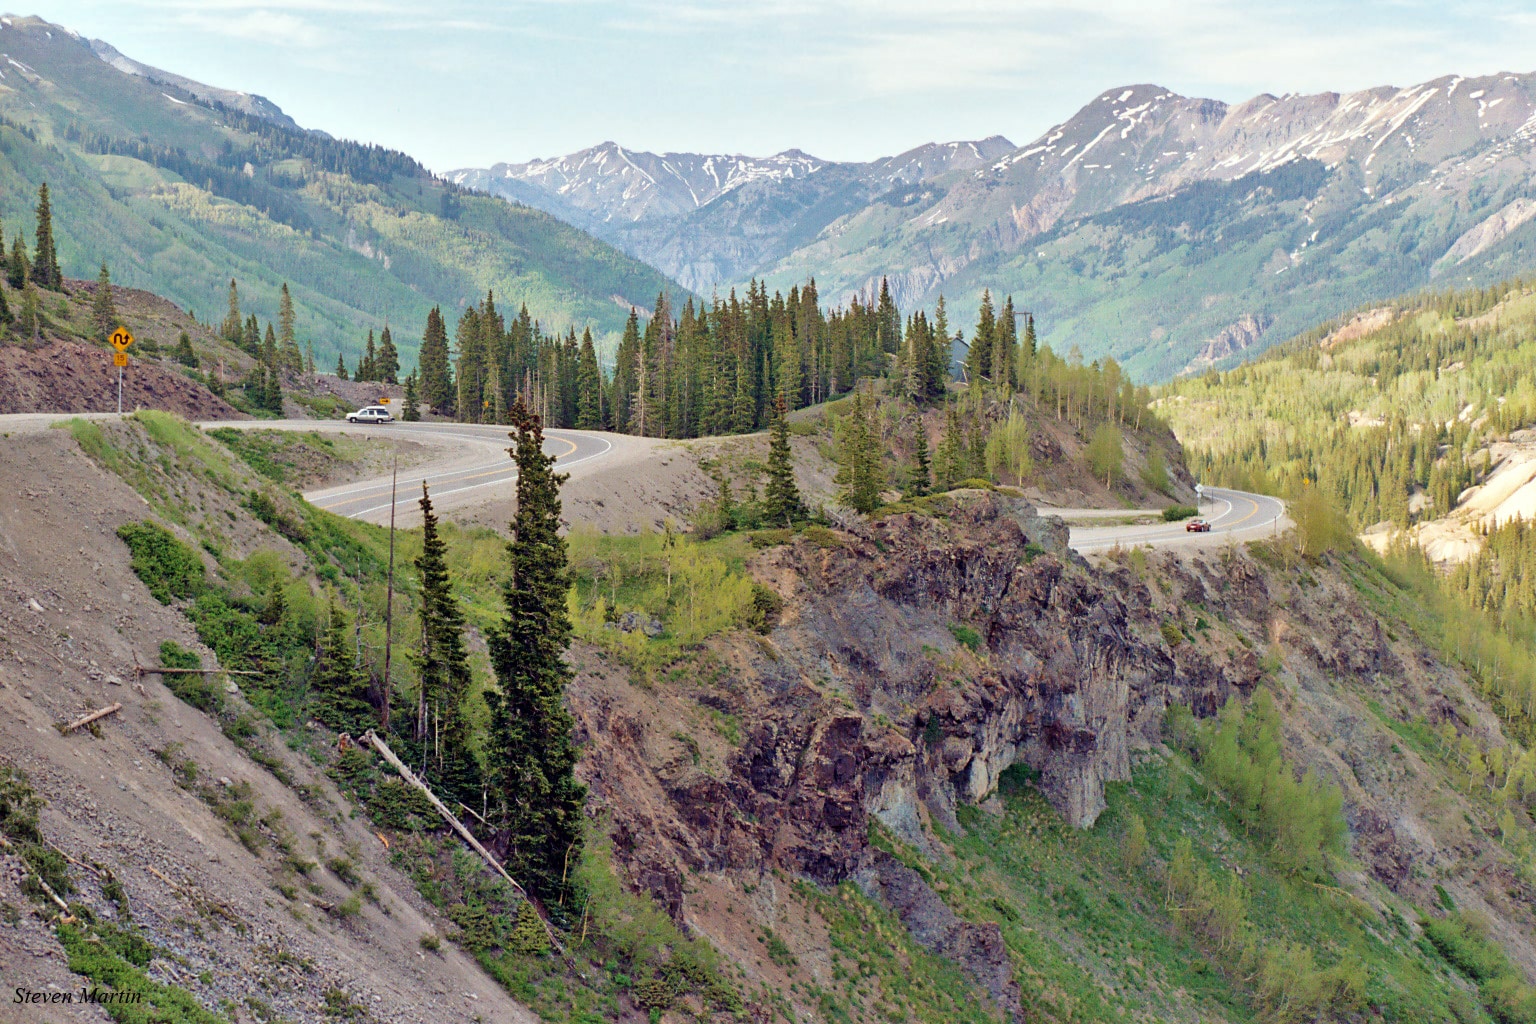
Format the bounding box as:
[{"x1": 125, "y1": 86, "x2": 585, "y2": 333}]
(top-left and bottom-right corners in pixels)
[{"x1": 0, "y1": 18, "x2": 677, "y2": 368}]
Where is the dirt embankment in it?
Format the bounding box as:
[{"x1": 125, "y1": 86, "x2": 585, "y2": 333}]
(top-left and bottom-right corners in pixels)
[
  {"x1": 0, "y1": 428, "x2": 536, "y2": 1024},
  {"x1": 0, "y1": 338, "x2": 242, "y2": 419}
]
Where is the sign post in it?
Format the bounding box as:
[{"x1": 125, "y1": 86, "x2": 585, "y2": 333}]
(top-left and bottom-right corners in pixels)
[{"x1": 109, "y1": 327, "x2": 135, "y2": 415}]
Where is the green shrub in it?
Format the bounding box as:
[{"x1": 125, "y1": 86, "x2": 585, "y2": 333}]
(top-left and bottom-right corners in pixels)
[
  {"x1": 1160, "y1": 620, "x2": 1184, "y2": 647},
  {"x1": 117, "y1": 521, "x2": 205, "y2": 603},
  {"x1": 949, "y1": 623, "x2": 982, "y2": 651},
  {"x1": 1162, "y1": 505, "x2": 1198, "y2": 522}
]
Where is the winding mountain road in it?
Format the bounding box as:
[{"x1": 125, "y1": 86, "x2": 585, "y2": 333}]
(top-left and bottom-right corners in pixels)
[
  {"x1": 1064, "y1": 487, "x2": 1289, "y2": 553},
  {"x1": 3, "y1": 413, "x2": 1287, "y2": 550}
]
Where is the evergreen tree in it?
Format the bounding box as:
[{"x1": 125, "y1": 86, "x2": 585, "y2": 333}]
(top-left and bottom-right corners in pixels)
[
  {"x1": 761, "y1": 397, "x2": 807, "y2": 526},
  {"x1": 929, "y1": 295, "x2": 952, "y2": 394},
  {"x1": 241, "y1": 314, "x2": 260, "y2": 357},
  {"x1": 418, "y1": 306, "x2": 454, "y2": 414},
  {"x1": 17, "y1": 283, "x2": 40, "y2": 341},
  {"x1": 377, "y1": 326, "x2": 399, "y2": 384},
  {"x1": 485, "y1": 398, "x2": 586, "y2": 905},
  {"x1": 0, "y1": 275, "x2": 11, "y2": 328},
  {"x1": 334, "y1": 353, "x2": 349, "y2": 380},
  {"x1": 311, "y1": 599, "x2": 374, "y2": 734},
  {"x1": 402, "y1": 371, "x2": 421, "y2": 420},
  {"x1": 278, "y1": 284, "x2": 300, "y2": 372},
  {"x1": 935, "y1": 404, "x2": 964, "y2": 490},
  {"x1": 30, "y1": 184, "x2": 61, "y2": 291},
  {"x1": 836, "y1": 388, "x2": 883, "y2": 514},
  {"x1": 994, "y1": 296, "x2": 1018, "y2": 389},
  {"x1": 576, "y1": 327, "x2": 603, "y2": 429},
  {"x1": 910, "y1": 424, "x2": 931, "y2": 497},
  {"x1": 91, "y1": 264, "x2": 117, "y2": 342},
  {"x1": 8, "y1": 234, "x2": 28, "y2": 290},
  {"x1": 413, "y1": 484, "x2": 477, "y2": 800},
  {"x1": 966, "y1": 289, "x2": 996, "y2": 384},
  {"x1": 220, "y1": 279, "x2": 243, "y2": 344},
  {"x1": 173, "y1": 331, "x2": 198, "y2": 368},
  {"x1": 361, "y1": 329, "x2": 377, "y2": 383},
  {"x1": 304, "y1": 340, "x2": 316, "y2": 375}
]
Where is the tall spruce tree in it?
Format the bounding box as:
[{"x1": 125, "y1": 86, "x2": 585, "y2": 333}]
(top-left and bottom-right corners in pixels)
[
  {"x1": 0, "y1": 274, "x2": 11, "y2": 328},
  {"x1": 360, "y1": 330, "x2": 377, "y2": 383},
  {"x1": 241, "y1": 314, "x2": 261, "y2": 357},
  {"x1": 576, "y1": 327, "x2": 603, "y2": 429},
  {"x1": 761, "y1": 397, "x2": 807, "y2": 526},
  {"x1": 220, "y1": 279, "x2": 243, "y2": 344},
  {"x1": 91, "y1": 264, "x2": 117, "y2": 342},
  {"x1": 965, "y1": 289, "x2": 996, "y2": 385},
  {"x1": 484, "y1": 397, "x2": 586, "y2": 904},
  {"x1": 334, "y1": 353, "x2": 350, "y2": 380},
  {"x1": 836, "y1": 388, "x2": 883, "y2": 514},
  {"x1": 311, "y1": 599, "x2": 374, "y2": 734},
  {"x1": 419, "y1": 306, "x2": 453, "y2": 414},
  {"x1": 278, "y1": 284, "x2": 300, "y2": 372},
  {"x1": 30, "y1": 184, "x2": 61, "y2": 291},
  {"x1": 377, "y1": 326, "x2": 400, "y2": 384},
  {"x1": 412, "y1": 484, "x2": 477, "y2": 800}
]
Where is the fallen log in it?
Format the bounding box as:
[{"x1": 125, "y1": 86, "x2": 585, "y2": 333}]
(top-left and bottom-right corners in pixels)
[
  {"x1": 358, "y1": 729, "x2": 562, "y2": 952},
  {"x1": 59, "y1": 703, "x2": 122, "y2": 734}
]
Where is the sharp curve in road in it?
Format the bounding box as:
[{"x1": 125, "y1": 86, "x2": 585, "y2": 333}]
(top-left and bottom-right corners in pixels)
[
  {"x1": 200, "y1": 419, "x2": 621, "y2": 525},
  {"x1": 1, "y1": 413, "x2": 1286, "y2": 551},
  {"x1": 1066, "y1": 487, "x2": 1289, "y2": 553}
]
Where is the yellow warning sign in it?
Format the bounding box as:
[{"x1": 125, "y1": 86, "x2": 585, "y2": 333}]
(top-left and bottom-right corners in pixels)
[
  {"x1": 113, "y1": 351, "x2": 128, "y2": 367},
  {"x1": 109, "y1": 326, "x2": 134, "y2": 352}
]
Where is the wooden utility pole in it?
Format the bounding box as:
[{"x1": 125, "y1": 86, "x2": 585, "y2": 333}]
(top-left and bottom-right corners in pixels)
[{"x1": 381, "y1": 456, "x2": 397, "y2": 731}]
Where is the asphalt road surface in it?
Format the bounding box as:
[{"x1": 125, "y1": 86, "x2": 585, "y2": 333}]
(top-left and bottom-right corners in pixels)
[
  {"x1": 201, "y1": 419, "x2": 619, "y2": 524},
  {"x1": 1066, "y1": 487, "x2": 1289, "y2": 553}
]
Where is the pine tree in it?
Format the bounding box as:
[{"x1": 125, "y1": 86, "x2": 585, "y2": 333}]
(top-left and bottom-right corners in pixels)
[
  {"x1": 413, "y1": 484, "x2": 477, "y2": 799},
  {"x1": 910, "y1": 424, "x2": 931, "y2": 497},
  {"x1": 485, "y1": 398, "x2": 586, "y2": 904},
  {"x1": 419, "y1": 306, "x2": 453, "y2": 414},
  {"x1": 17, "y1": 283, "x2": 40, "y2": 341},
  {"x1": 8, "y1": 234, "x2": 29, "y2": 290},
  {"x1": 335, "y1": 353, "x2": 349, "y2": 380},
  {"x1": 220, "y1": 279, "x2": 243, "y2": 344},
  {"x1": 576, "y1": 327, "x2": 603, "y2": 429},
  {"x1": 311, "y1": 599, "x2": 374, "y2": 734},
  {"x1": 241, "y1": 314, "x2": 261, "y2": 357},
  {"x1": 935, "y1": 404, "x2": 964, "y2": 491},
  {"x1": 278, "y1": 284, "x2": 300, "y2": 372},
  {"x1": 929, "y1": 295, "x2": 951, "y2": 396},
  {"x1": 304, "y1": 340, "x2": 316, "y2": 375},
  {"x1": 91, "y1": 263, "x2": 117, "y2": 342},
  {"x1": 402, "y1": 371, "x2": 421, "y2": 420},
  {"x1": 377, "y1": 326, "x2": 399, "y2": 384},
  {"x1": 173, "y1": 331, "x2": 198, "y2": 368},
  {"x1": 361, "y1": 330, "x2": 377, "y2": 383},
  {"x1": 30, "y1": 184, "x2": 61, "y2": 291},
  {"x1": 0, "y1": 276, "x2": 11, "y2": 328},
  {"x1": 966, "y1": 289, "x2": 996, "y2": 384},
  {"x1": 761, "y1": 397, "x2": 807, "y2": 526},
  {"x1": 836, "y1": 388, "x2": 883, "y2": 514}
]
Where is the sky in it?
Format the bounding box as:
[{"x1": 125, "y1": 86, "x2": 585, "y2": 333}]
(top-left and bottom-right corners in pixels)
[{"x1": 30, "y1": 0, "x2": 1536, "y2": 172}]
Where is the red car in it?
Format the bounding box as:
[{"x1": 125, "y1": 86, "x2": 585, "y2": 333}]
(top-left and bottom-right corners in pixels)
[{"x1": 1185, "y1": 519, "x2": 1211, "y2": 533}]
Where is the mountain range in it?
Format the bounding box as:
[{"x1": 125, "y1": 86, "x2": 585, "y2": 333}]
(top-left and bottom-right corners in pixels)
[
  {"x1": 456, "y1": 74, "x2": 1536, "y2": 379},
  {"x1": 0, "y1": 15, "x2": 675, "y2": 366}
]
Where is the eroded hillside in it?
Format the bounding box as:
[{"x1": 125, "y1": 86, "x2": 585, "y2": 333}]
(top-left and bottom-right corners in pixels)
[{"x1": 2, "y1": 414, "x2": 1535, "y2": 1024}]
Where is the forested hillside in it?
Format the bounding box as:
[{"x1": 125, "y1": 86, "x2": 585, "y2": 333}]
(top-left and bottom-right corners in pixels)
[
  {"x1": 0, "y1": 16, "x2": 676, "y2": 369},
  {"x1": 1161, "y1": 277, "x2": 1536, "y2": 738}
]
